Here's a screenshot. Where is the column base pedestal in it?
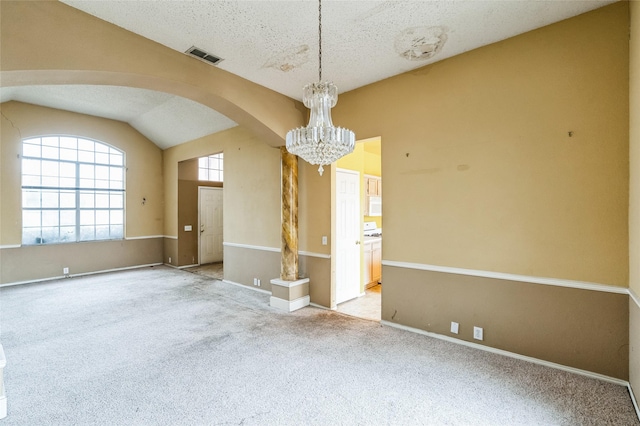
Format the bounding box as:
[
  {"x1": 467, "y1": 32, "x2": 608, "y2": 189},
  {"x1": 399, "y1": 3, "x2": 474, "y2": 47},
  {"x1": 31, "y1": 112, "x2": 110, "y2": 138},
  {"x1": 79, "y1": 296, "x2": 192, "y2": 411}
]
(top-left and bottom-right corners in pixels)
[{"x1": 270, "y1": 278, "x2": 310, "y2": 312}]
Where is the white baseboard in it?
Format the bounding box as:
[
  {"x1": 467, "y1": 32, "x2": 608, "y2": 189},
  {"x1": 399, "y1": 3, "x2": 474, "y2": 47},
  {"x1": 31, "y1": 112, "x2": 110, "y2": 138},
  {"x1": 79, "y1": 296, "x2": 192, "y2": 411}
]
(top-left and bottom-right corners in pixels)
[
  {"x1": 270, "y1": 295, "x2": 310, "y2": 312},
  {"x1": 0, "y1": 263, "x2": 163, "y2": 288},
  {"x1": 221, "y1": 279, "x2": 271, "y2": 295},
  {"x1": 309, "y1": 302, "x2": 336, "y2": 311},
  {"x1": 629, "y1": 383, "x2": 640, "y2": 421},
  {"x1": 380, "y1": 320, "x2": 629, "y2": 388}
]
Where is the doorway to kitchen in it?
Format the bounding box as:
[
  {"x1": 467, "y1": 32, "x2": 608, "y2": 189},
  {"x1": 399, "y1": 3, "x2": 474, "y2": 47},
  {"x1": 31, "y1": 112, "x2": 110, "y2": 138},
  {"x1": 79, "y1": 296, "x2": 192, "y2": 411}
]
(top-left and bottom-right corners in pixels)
[{"x1": 334, "y1": 137, "x2": 382, "y2": 321}]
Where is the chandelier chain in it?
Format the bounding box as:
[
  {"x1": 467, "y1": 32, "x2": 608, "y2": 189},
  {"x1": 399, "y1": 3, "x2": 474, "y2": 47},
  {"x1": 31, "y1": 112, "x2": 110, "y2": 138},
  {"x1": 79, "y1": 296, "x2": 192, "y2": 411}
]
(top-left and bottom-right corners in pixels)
[{"x1": 318, "y1": 0, "x2": 322, "y2": 82}]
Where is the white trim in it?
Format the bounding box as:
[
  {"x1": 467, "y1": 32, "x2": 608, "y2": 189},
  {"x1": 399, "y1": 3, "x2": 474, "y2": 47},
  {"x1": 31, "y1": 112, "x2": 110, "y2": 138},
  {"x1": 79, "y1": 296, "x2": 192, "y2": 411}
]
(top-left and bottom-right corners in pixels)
[
  {"x1": 299, "y1": 251, "x2": 331, "y2": 259},
  {"x1": 223, "y1": 242, "x2": 280, "y2": 253},
  {"x1": 382, "y1": 260, "x2": 628, "y2": 295},
  {"x1": 380, "y1": 320, "x2": 628, "y2": 387},
  {"x1": 163, "y1": 235, "x2": 178, "y2": 240},
  {"x1": 221, "y1": 279, "x2": 271, "y2": 295},
  {"x1": 0, "y1": 244, "x2": 21, "y2": 249},
  {"x1": 629, "y1": 384, "x2": 640, "y2": 421},
  {"x1": 630, "y1": 288, "x2": 640, "y2": 310},
  {"x1": 309, "y1": 302, "x2": 336, "y2": 311},
  {"x1": 222, "y1": 242, "x2": 331, "y2": 259},
  {"x1": 270, "y1": 277, "x2": 310, "y2": 289},
  {"x1": 0, "y1": 263, "x2": 163, "y2": 288},
  {"x1": 125, "y1": 235, "x2": 164, "y2": 240},
  {"x1": 177, "y1": 264, "x2": 199, "y2": 270},
  {"x1": 270, "y1": 295, "x2": 310, "y2": 312}
]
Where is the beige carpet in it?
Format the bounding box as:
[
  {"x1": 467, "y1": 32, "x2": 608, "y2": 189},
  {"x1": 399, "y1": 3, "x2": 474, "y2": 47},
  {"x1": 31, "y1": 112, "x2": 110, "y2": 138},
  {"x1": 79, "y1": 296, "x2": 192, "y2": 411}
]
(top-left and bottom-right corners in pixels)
[{"x1": 0, "y1": 266, "x2": 637, "y2": 425}]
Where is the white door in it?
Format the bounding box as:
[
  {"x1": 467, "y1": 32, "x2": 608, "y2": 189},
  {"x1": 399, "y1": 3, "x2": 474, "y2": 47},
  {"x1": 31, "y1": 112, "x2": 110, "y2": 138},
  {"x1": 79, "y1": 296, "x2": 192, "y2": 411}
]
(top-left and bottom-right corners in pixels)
[
  {"x1": 199, "y1": 187, "x2": 223, "y2": 264},
  {"x1": 336, "y1": 169, "x2": 361, "y2": 304}
]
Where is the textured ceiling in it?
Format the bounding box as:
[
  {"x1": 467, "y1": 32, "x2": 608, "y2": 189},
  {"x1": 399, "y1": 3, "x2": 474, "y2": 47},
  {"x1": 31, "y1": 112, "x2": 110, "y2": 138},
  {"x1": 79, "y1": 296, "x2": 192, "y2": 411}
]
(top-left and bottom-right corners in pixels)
[{"x1": 2, "y1": 0, "x2": 617, "y2": 149}]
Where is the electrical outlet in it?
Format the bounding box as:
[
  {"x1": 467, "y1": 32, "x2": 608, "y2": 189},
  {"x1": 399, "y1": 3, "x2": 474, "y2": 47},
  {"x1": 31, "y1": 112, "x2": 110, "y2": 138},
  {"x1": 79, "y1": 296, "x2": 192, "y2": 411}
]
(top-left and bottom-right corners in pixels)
[
  {"x1": 322, "y1": 236, "x2": 328, "y2": 245},
  {"x1": 169, "y1": 257, "x2": 172, "y2": 264},
  {"x1": 450, "y1": 322, "x2": 459, "y2": 334},
  {"x1": 257, "y1": 279, "x2": 261, "y2": 287},
  {"x1": 473, "y1": 326, "x2": 483, "y2": 341},
  {"x1": 63, "y1": 267, "x2": 69, "y2": 275}
]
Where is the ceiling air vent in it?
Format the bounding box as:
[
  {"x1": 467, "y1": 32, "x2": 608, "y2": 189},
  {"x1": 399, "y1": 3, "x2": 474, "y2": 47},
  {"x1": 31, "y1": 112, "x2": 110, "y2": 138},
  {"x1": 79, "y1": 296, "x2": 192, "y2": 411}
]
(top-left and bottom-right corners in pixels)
[{"x1": 185, "y1": 46, "x2": 223, "y2": 66}]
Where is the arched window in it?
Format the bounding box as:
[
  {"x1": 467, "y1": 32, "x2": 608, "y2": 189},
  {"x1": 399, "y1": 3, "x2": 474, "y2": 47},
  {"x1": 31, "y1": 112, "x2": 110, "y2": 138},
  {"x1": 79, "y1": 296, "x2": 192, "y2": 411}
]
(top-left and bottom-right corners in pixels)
[{"x1": 21, "y1": 136, "x2": 125, "y2": 245}]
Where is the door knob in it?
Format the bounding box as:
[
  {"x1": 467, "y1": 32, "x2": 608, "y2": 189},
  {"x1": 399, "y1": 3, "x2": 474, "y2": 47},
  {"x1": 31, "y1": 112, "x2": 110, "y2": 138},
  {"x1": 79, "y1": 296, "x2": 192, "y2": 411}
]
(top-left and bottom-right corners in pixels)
[{"x1": 355, "y1": 240, "x2": 361, "y2": 245}]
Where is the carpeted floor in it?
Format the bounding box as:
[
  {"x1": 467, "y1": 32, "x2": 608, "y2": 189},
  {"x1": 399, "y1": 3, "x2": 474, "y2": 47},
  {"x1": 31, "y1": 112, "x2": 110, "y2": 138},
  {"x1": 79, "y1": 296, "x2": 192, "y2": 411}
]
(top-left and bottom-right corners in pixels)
[{"x1": 0, "y1": 266, "x2": 638, "y2": 425}]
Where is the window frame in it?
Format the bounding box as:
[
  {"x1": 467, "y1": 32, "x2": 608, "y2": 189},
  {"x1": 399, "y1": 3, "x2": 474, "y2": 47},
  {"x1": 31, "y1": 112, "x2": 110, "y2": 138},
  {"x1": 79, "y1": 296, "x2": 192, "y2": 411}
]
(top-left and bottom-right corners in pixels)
[
  {"x1": 198, "y1": 152, "x2": 224, "y2": 182},
  {"x1": 21, "y1": 135, "x2": 126, "y2": 246}
]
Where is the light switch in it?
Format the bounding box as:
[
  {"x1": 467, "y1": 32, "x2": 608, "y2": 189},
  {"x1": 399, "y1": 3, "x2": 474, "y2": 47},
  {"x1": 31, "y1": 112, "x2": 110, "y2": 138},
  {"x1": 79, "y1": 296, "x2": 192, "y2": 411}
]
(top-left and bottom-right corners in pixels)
[
  {"x1": 322, "y1": 236, "x2": 328, "y2": 245},
  {"x1": 184, "y1": 225, "x2": 192, "y2": 231}
]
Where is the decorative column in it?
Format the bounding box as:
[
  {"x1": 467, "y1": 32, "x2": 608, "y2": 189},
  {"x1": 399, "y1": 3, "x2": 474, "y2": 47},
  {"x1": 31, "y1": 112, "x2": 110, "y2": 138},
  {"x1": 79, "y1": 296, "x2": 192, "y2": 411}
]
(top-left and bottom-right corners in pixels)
[{"x1": 270, "y1": 147, "x2": 310, "y2": 312}]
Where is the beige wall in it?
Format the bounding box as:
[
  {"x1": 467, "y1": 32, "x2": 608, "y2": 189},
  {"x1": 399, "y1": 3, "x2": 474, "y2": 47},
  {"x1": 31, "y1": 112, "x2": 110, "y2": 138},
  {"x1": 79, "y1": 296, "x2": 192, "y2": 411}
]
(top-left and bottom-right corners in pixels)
[
  {"x1": 383, "y1": 266, "x2": 629, "y2": 379},
  {"x1": 335, "y1": 3, "x2": 629, "y2": 286},
  {"x1": 0, "y1": 101, "x2": 164, "y2": 283},
  {"x1": 629, "y1": 0, "x2": 640, "y2": 405}
]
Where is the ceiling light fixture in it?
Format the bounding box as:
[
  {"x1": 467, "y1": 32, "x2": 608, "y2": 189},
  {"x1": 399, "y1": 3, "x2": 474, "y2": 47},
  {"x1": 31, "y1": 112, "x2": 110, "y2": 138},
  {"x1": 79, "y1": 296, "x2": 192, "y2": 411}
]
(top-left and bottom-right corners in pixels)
[{"x1": 285, "y1": 0, "x2": 355, "y2": 176}]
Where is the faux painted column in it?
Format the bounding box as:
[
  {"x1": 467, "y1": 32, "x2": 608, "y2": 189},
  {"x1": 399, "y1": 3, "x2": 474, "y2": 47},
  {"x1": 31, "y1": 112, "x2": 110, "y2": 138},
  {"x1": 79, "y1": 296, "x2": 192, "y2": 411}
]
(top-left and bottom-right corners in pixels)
[{"x1": 280, "y1": 146, "x2": 298, "y2": 281}]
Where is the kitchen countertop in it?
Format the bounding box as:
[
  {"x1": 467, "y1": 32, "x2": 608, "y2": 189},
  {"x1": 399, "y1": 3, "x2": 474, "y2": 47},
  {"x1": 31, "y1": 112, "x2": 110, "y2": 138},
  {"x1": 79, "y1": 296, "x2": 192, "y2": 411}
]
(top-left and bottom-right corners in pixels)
[{"x1": 364, "y1": 236, "x2": 382, "y2": 243}]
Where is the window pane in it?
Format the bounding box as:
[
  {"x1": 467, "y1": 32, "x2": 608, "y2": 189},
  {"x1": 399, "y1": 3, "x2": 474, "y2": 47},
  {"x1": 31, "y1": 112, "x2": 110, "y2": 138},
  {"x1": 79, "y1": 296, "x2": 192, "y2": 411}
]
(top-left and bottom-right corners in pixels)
[
  {"x1": 110, "y1": 154, "x2": 123, "y2": 166},
  {"x1": 110, "y1": 167, "x2": 123, "y2": 182},
  {"x1": 42, "y1": 210, "x2": 59, "y2": 227},
  {"x1": 95, "y1": 180, "x2": 109, "y2": 189},
  {"x1": 23, "y1": 228, "x2": 41, "y2": 245},
  {"x1": 80, "y1": 210, "x2": 95, "y2": 225},
  {"x1": 41, "y1": 161, "x2": 59, "y2": 177},
  {"x1": 42, "y1": 146, "x2": 59, "y2": 160},
  {"x1": 95, "y1": 166, "x2": 109, "y2": 180},
  {"x1": 95, "y1": 210, "x2": 109, "y2": 225},
  {"x1": 110, "y1": 210, "x2": 123, "y2": 225},
  {"x1": 199, "y1": 169, "x2": 208, "y2": 180},
  {"x1": 60, "y1": 177, "x2": 75, "y2": 188},
  {"x1": 80, "y1": 179, "x2": 94, "y2": 189},
  {"x1": 59, "y1": 162, "x2": 75, "y2": 178},
  {"x1": 80, "y1": 226, "x2": 94, "y2": 241},
  {"x1": 23, "y1": 191, "x2": 40, "y2": 208},
  {"x1": 60, "y1": 148, "x2": 77, "y2": 162},
  {"x1": 95, "y1": 152, "x2": 109, "y2": 164},
  {"x1": 80, "y1": 192, "x2": 94, "y2": 208},
  {"x1": 42, "y1": 137, "x2": 59, "y2": 147},
  {"x1": 95, "y1": 142, "x2": 109, "y2": 153},
  {"x1": 110, "y1": 193, "x2": 123, "y2": 208},
  {"x1": 95, "y1": 225, "x2": 109, "y2": 240},
  {"x1": 23, "y1": 144, "x2": 41, "y2": 157},
  {"x1": 110, "y1": 225, "x2": 123, "y2": 239},
  {"x1": 42, "y1": 176, "x2": 59, "y2": 188},
  {"x1": 60, "y1": 192, "x2": 75, "y2": 208},
  {"x1": 59, "y1": 137, "x2": 77, "y2": 149},
  {"x1": 80, "y1": 164, "x2": 94, "y2": 179},
  {"x1": 42, "y1": 227, "x2": 60, "y2": 244},
  {"x1": 96, "y1": 193, "x2": 109, "y2": 208},
  {"x1": 78, "y1": 150, "x2": 94, "y2": 163},
  {"x1": 42, "y1": 191, "x2": 59, "y2": 208},
  {"x1": 60, "y1": 226, "x2": 76, "y2": 242},
  {"x1": 60, "y1": 210, "x2": 75, "y2": 226},
  {"x1": 23, "y1": 210, "x2": 41, "y2": 227},
  {"x1": 199, "y1": 157, "x2": 207, "y2": 168},
  {"x1": 22, "y1": 175, "x2": 40, "y2": 187},
  {"x1": 23, "y1": 159, "x2": 41, "y2": 176},
  {"x1": 78, "y1": 139, "x2": 94, "y2": 152}
]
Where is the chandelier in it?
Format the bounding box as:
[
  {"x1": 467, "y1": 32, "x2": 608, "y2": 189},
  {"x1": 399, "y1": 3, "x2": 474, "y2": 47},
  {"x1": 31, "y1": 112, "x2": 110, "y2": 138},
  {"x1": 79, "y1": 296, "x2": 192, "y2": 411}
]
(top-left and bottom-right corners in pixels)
[{"x1": 285, "y1": 0, "x2": 355, "y2": 176}]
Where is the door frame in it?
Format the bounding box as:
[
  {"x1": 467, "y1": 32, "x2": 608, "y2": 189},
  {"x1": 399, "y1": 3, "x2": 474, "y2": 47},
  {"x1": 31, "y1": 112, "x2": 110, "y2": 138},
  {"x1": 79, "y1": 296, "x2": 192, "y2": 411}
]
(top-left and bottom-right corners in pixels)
[
  {"x1": 332, "y1": 167, "x2": 362, "y2": 307},
  {"x1": 197, "y1": 186, "x2": 223, "y2": 265}
]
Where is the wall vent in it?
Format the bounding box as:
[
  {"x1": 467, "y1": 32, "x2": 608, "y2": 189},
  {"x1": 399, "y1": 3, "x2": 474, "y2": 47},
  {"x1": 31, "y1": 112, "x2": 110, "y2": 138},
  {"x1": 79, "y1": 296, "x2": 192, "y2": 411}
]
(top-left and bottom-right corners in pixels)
[{"x1": 185, "y1": 46, "x2": 223, "y2": 66}]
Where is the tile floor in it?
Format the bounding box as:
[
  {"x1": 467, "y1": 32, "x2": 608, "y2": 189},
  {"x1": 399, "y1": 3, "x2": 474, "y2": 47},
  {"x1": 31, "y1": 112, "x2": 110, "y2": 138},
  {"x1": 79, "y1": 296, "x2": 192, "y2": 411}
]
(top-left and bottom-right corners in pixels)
[
  {"x1": 336, "y1": 284, "x2": 381, "y2": 321},
  {"x1": 184, "y1": 262, "x2": 224, "y2": 280}
]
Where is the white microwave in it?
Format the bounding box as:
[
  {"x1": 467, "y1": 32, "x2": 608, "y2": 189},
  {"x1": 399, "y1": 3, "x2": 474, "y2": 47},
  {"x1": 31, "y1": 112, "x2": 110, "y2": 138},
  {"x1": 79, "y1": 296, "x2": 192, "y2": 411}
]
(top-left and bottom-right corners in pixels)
[{"x1": 368, "y1": 196, "x2": 382, "y2": 216}]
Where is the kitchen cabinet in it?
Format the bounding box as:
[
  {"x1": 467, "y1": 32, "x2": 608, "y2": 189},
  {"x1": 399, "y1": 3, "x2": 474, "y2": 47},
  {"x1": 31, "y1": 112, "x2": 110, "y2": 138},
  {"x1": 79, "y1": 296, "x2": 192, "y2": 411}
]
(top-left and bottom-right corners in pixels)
[
  {"x1": 365, "y1": 175, "x2": 381, "y2": 196},
  {"x1": 364, "y1": 175, "x2": 382, "y2": 216},
  {"x1": 364, "y1": 237, "x2": 382, "y2": 288}
]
